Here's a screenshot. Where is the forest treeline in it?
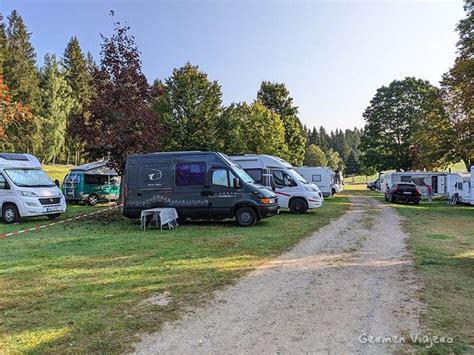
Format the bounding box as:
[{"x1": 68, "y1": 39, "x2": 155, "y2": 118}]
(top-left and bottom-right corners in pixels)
[{"x1": 0, "y1": 2, "x2": 472, "y2": 174}]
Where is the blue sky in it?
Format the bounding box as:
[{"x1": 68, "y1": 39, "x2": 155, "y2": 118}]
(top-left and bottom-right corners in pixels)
[{"x1": 1, "y1": 0, "x2": 465, "y2": 131}]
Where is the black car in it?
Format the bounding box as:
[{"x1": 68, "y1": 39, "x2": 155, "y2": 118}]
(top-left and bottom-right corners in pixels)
[
  {"x1": 385, "y1": 182, "x2": 421, "y2": 204},
  {"x1": 367, "y1": 178, "x2": 380, "y2": 191}
]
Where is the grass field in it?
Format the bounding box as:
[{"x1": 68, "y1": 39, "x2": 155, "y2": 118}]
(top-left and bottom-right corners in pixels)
[
  {"x1": 42, "y1": 165, "x2": 71, "y2": 183},
  {"x1": 0, "y1": 194, "x2": 350, "y2": 353},
  {"x1": 349, "y1": 186, "x2": 473, "y2": 353}
]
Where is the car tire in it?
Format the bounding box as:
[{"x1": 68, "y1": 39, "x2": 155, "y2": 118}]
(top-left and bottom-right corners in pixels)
[
  {"x1": 390, "y1": 196, "x2": 396, "y2": 203},
  {"x1": 2, "y1": 203, "x2": 20, "y2": 224},
  {"x1": 47, "y1": 213, "x2": 61, "y2": 220},
  {"x1": 414, "y1": 200, "x2": 420, "y2": 205},
  {"x1": 235, "y1": 207, "x2": 257, "y2": 227},
  {"x1": 87, "y1": 194, "x2": 99, "y2": 206},
  {"x1": 289, "y1": 198, "x2": 308, "y2": 214}
]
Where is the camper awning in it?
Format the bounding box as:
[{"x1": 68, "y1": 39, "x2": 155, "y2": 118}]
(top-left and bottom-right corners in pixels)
[{"x1": 71, "y1": 160, "x2": 118, "y2": 176}]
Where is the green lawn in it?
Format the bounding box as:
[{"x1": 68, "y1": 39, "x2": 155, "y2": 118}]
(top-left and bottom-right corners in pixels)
[
  {"x1": 0, "y1": 195, "x2": 350, "y2": 353},
  {"x1": 349, "y1": 186, "x2": 473, "y2": 353},
  {"x1": 42, "y1": 165, "x2": 71, "y2": 183}
]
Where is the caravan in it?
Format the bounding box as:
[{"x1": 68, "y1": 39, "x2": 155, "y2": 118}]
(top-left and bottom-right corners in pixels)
[
  {"x1": 62, "y1": 161, "x2": 120, "y2": 206},
  {"x1": 379, "y1": 171, "x2": 447, "y2": 196},
  {"x1": 0, "y1": 153, "x2": 66, "y2": 223},
  {"x1": 447, "y1": 167, "x2": 474, "y2": 205},
  {"x1": 295, "y1": 166, "x2": 338, "y2": 197},
  {"x1": 230, "y1": 154, "x2": 323, "y2": 213}
]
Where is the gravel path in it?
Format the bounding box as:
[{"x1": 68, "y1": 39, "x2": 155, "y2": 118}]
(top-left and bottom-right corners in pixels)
[{"x1": 134, "y1": 195, "x2": 422, "y2": 354}]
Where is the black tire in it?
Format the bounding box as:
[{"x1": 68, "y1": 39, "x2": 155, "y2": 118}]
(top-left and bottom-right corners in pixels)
[
  {"x1": 331, "y1": 188, "x2": 336, "y2": 196},
  {"x1": 87, "y1": 194, "x2": 99, "y2": 206},
  {"x1": 47, "y1": 213, "x2": 61, "y2": 220},
  {"x1": 235, "y1": 207, "x2": 257, "y2": 227},
  {"x1": 390, "y1": 196, "x2": 396, "y2": 203},
  {"x1": 289, "y1": 198, "x2": 308, "y2": 214},
  {"x1": 414, "y1": 200, "x2": 420, "y2": 205},
  {"x1": 2, "y1": 203, "x2": 20, "y2": 224}
]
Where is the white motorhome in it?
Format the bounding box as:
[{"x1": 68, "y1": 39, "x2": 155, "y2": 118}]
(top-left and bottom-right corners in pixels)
[
  {"x1": 230, "y1": 154, "x2": 323, "y2": 214},
  {"x1": 379, "y1": 171, "x2": 447, "y2": 196},
  {"x1": 447, "y1": 167, "x2": 473, "y2": 205},
  {"x1": 295, "y1": 166, "x2": 337, "y2": 197},
  {"x1": 0, "y1": 153, "x2": 66, "y2": 223}
]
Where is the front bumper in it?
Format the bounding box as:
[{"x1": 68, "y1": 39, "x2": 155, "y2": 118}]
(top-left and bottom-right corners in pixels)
[
  {"x1": 308, "y1": 197, "x2": 323, "y2": 209},
  {"x1": 19, "y1": 196, "x2": 67, "y2": 217},
  {"x1": 256, "y1": 203, "x2": 279, "y2": 219}
]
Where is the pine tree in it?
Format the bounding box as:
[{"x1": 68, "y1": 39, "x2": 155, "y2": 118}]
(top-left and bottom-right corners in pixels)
[
  {"x1": 257, "y1": 81, "x2": 307, "y2": 165},
  {"x1": 63, "y1": 36, "x2": 92, "y2": 164},
  {"x1": 4, "y1": 10, "x2": 41, "y2": 153},
  {"x1": 0, "y1": 13, "x2": 6, "y2": 75},
  {"x1": 39, "y1": 54, "x2": 75, "y2": 163}
]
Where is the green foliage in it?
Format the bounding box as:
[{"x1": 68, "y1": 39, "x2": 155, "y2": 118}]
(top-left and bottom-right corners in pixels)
[
  {"x1": 304, "y1": 144, "x2": 327, "y2": 166},
  {"x1": 360, "y1": 77, "x2": 454, "y2": 171},
  {"x1": 440, "y1": 0, "x2": 474, "y2": 170},
  {"x1": 257, "y1": 81, "x2": 307, "y2": 165},
  {"x1": 3, "y1": 10, "x2": 41, "y2": 153},
  {"x1": 344, "y1": 151, "x2": 360, "y2": 174},
  {"x1": 39, "y1": 54, "x2": 75, "y2": 163},
  {"x1": 325, "y1": 148, "x2": 344, "y2": 170},
  {"x1": 222, "y1": 101, "x2": 290, "y2": 157},
  {"x1": 0, "y1": 13, "x2": 6, "y2": 75},
  {"x1": 62, "y1": 37, "x2": 93, "y2": 163},
  {"x1": 153, "y1": 62, "x2": 223, "y2": 151}
]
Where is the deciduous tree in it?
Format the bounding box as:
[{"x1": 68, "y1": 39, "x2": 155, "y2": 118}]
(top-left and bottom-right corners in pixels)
[
  {"x1": 304, "y1": 144, "x2": 327, "y2": 166},
  {"x1": 86, "y1": 19, "x2": 160, "y2": 174},
  {"x1": 257, "y1": 81, "x2": 307, "y2": 165}
]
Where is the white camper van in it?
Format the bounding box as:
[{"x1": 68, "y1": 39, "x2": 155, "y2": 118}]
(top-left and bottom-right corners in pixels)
[
  {"x1": 230, "y1": 154, "x2": 323, "y2": 214},
  {"x1": 295, "y1": 167, "x2": 337, "y2": 197},
  {"x1": 0, "y1": 153, "x2": 66, "y2": 223},
  {"x1": 447, "y1": 167, "x2": 473, "y2": 205}
]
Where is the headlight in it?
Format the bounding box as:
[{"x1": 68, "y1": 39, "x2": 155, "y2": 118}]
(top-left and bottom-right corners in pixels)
[
  {"x1": 18, "y1": 190, "x2": 38, "y2": 197},
  {"x1": 260, "y1": 198, "x2": 275, "y2": 204}
]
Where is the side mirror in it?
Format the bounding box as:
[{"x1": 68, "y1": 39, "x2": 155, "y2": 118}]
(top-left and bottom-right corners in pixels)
[
  {"x1": 233, "y1": 177, "x2": 241, "y2": 189},
  {"x1": 0, "y1": 182, "x2": 6, "y2": 189},
  {"x1": 272, "y1": 185, "x2": 276, "y2": 191}
]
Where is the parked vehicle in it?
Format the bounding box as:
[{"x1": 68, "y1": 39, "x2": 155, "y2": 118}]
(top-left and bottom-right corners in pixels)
[
  {"x1": 230, "y1": 154, "x2": 323, "y2": 213},
  {"x1": 295, "y1": 166, "x2": 337, "y2": 197},
  {"x1": 0, "y1": 153, "x2": 66, "y2": 223},
  {"x1": 367, "y1": 178, "x2": 380, "y2": 191},
  {"x1": 62, "y1": 161, "x2": 120, "y2": 206},
  {"x1": 384, "y1": 182, "x2": 421, "y2": 204},
  {"x1": 447, "y1": 167, "x2": 473, "y2": 205},
  {"x1": 379, "y1": 171, "x2": 447, "y2": 196},
  {"x1": 122, "y1": 151, "x2": 279, "y2": 227}
]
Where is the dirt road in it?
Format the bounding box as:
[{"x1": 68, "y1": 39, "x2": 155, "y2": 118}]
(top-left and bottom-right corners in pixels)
[{"x1": 134, "y1": 195, "x2": 422, "y2": 354}]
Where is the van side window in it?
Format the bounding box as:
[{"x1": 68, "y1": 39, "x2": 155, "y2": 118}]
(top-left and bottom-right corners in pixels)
[
  {"x1": 85, "y1": 174, "x2": 109, "y2": 185},
  {"x1": 176, "y1": 163, "x2": 206, "y2": 186},
  {"x1": 400, "y1": 176, "x2": 412, "y2": 183},
  {"x1": 312, "y1": 174, "x2": 322, "y2": 183},
  {"x1": 246, "y1": 169, "x2": 262, "y2": 183},
  {"x1": 211, "y1": 169, "x2": 238, "y2": 188},
  {"x1": 273, "y1": 170, "x2": 292, "y2": 187},
  {"x1": 0, "y1": 174, "x2": 8, "y2": 189}
]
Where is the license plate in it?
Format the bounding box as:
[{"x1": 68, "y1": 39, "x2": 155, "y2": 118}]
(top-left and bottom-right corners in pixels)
[
  {"x1": 45, "y1": 206, "x2": 61, "y2": 213},
  {"x1": 403, "y1": 191, "x2": 412, "y2": 195}
]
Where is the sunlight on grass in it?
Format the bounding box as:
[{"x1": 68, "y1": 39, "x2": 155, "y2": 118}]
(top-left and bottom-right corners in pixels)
[{"x1": 2, "y1": 327, "x2": 70, "y2": 353}]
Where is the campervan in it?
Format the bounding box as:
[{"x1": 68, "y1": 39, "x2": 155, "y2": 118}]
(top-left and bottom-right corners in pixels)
[
  {"x1": 122, "y1": 151, "x2": 279, "y2": 227},
  {"x1": 230, "y1": 154, "x2": 324, "y2": 213},
  {"x1": 295, "y1": 166, "x2": 337, "y2": 197},
  {"x1": 0, "y1": 153, "x2": 66, "y2": 224},
  {"x1": 62, "y1": 161, "x2": 120, "y2": 206},
  {"x1": 447, "y1": 167, "x2": 473, "y2": 205}
]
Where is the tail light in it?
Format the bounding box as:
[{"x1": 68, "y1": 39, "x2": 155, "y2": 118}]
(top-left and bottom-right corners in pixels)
[
  {"x1": 392, "y1": 187, "x2": 398, "y2": 193},
  {"x1": 416, "y1": 188, "x2": 422, "y2": 196}
]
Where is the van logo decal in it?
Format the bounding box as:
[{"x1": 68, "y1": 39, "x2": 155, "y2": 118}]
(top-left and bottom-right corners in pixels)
[{"x1": 148, "y1": 170, "x2": 163, "y2": 181}]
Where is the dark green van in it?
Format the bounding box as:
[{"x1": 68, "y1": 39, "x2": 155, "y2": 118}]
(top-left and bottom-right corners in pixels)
[{"x1": 62, "y1": 161, "x2": 120, "y2": 206}]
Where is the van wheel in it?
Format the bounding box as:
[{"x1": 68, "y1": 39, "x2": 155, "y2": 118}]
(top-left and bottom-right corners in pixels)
[
  {"x1": 235, "y1": 207, "x2": 257, "y2": 227},
  {"x1": 47, "y1": 213, "x2": 61, "y2": 220},
  {"x1": 2, "y1": 203, "x2": 20, "y2": 224},
  {"x1": 331, "y1": 188, "x2": 336, "y2": 195},
  {"x1": 289, "y1": 198, "x2": 308, "y2": 214},
  {"x1": 87, "y1": 194, "x2": 99, "y2": 206}
]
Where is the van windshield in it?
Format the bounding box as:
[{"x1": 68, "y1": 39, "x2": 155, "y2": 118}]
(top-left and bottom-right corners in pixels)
[
  {"x1": 287, "y1": 169, "x2": 308, "y2": 184},
  {"x1": 5, "y1": 168, "x2": 55, "y2": 187},
  {"x1": 233, "y1": 167, "x2": 254, "y2": 184}
]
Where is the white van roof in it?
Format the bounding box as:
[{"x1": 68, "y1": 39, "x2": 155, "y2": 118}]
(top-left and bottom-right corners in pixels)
[
  {"x1": 230, "y1": 154, "x2": 293, "y2": 169},
  {"x1": 0, "y1": 153, "x2": 41, "y2": 169}
]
